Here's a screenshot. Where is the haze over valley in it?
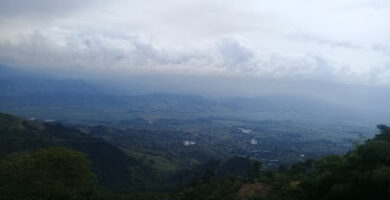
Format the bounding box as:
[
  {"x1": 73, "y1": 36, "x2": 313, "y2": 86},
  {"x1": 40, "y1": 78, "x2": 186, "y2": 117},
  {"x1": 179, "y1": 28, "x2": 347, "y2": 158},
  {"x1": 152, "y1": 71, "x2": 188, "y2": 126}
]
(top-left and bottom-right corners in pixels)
[{"x1": 1, "y1": 1, "x2": 390, "y2": 199}]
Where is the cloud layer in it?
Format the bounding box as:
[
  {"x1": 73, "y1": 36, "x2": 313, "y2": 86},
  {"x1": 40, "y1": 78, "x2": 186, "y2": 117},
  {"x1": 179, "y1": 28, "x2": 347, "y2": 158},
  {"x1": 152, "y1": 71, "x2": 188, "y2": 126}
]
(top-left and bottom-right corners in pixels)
[{"x1": 0, "y1": 0, "x2": 389, "y2": 85}]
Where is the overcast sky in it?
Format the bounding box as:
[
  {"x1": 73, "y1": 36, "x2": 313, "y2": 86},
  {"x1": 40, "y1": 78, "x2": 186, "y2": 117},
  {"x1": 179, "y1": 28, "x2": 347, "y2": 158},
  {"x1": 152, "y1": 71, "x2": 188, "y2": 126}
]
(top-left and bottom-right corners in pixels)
[{"x1": 0, "y1": 0, "x2": 390, "y2": 86}]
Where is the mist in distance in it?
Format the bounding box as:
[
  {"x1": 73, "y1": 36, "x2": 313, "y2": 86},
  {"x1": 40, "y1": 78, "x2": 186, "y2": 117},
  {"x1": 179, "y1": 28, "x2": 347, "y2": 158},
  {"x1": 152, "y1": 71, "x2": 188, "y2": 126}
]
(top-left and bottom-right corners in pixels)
[{"x1": 0, "y1": 0, "x2": 389, "y2": 124}]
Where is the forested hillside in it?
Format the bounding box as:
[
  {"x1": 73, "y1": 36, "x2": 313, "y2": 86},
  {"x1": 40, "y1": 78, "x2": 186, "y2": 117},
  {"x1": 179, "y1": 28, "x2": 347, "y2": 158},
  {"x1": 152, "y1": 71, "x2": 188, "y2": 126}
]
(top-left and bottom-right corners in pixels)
[
  {"x1": 0, "y1": 112, "x2": 390, "y2": 199},
  {"x1": 0, "y1": 113, "x2": 148, "y2": 190}
]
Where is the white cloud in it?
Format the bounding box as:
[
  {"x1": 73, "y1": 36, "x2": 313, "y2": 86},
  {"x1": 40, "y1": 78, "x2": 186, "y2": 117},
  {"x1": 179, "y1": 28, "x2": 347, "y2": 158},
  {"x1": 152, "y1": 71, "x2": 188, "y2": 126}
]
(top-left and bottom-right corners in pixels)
[{"x1": 0, "y1": 0, "x2": 389, "y2": 85}]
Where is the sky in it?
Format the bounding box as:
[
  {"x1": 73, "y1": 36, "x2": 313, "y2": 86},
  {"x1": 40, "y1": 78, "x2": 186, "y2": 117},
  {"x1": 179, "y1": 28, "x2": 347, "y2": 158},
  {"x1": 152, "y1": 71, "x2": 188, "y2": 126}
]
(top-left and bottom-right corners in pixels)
[{"x1": 0, "y1": 0, "x2": 390, "y2": 87}]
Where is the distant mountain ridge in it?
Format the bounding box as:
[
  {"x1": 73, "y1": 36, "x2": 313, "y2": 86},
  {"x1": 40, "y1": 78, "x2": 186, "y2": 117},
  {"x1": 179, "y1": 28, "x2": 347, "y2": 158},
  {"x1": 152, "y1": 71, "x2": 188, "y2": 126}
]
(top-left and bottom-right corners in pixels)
[
  {"x1": 0, "y1": 65, "x2": 381, "y2": 126},
  {"x1": 0, "y1": 75, "x2": 368, "y2": 125}
]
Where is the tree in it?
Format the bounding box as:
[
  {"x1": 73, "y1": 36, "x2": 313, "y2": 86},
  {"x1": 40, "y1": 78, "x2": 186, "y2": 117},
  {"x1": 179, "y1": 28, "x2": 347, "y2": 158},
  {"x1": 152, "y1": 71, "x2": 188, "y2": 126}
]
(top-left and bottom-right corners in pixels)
[
  {"x1": 0, "y1": 147, "x2": 97, "y2": 200},
  {"x1": 247, "y1": 160, "x2": 262, "y2": 180},
  {"x1": 374, "y1": 125, "x2": 390, "y2": 141}
]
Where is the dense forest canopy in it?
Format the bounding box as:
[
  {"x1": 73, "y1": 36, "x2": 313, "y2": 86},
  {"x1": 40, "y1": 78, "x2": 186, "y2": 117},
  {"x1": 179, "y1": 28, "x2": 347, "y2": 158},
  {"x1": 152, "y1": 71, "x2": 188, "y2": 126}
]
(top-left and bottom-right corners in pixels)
[{"x1": 0, "y1": 147, "x2": 96, "y2": 200}]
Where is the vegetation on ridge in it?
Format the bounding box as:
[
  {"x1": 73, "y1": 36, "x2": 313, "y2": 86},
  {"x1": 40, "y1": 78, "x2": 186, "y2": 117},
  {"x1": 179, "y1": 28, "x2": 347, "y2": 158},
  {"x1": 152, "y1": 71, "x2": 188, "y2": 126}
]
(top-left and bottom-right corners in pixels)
[{"x1": 0, "y1": 112, "x2": 390, "y2": 199}]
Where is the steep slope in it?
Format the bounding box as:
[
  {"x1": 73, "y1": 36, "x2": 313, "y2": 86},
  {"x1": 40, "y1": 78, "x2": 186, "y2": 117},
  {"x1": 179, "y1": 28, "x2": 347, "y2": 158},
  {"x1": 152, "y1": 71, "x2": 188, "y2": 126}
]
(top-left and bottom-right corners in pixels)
[{"x1": 0, "y1": 112, "x2": 145, "y2": 190}]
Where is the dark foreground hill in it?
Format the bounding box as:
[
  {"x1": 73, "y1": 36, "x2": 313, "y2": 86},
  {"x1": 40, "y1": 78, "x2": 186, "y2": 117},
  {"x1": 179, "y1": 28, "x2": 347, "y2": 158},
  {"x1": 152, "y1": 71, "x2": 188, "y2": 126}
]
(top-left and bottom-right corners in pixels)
[{"x1": 0, "y1": 112, "x2": 148, "y2": 190}]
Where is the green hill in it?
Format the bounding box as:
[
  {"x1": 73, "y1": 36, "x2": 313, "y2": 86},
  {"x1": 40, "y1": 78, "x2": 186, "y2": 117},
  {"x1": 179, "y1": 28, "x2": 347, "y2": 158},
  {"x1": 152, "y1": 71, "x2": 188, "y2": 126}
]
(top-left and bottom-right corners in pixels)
[
  {"x1": 0, "y1": 112, "x2": 146, "y2": 191},
  {"x1": 2, "y1": 111, "x2": 390, "y2": 199}
]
